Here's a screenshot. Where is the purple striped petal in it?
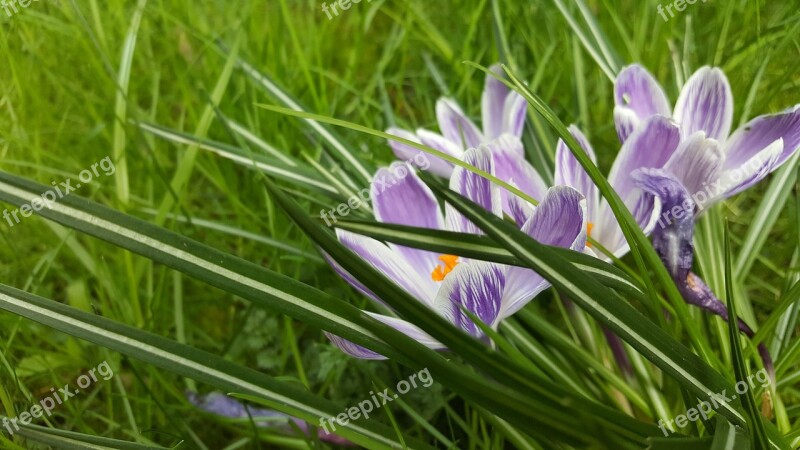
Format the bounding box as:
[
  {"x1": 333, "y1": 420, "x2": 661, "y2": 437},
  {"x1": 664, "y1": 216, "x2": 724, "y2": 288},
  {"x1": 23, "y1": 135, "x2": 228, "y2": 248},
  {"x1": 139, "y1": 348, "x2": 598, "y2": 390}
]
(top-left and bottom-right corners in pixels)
[
  {"x1": 499, "y1": 186, "x2": 588, "y2": 319},
  {"x1": 323, "y1": 252, "x2": 384, "y2": 306},
  {"x1": 555, "y1": 125, "x2": 600, "y2": 219},
  {"x1": 487, "y1": 134, "x2": 548, "y2": 211},
  {"x1": 613, "y1": 106, "x2": 640, "y2": 143},
  {"x1": 336, "y1": 230, "x2": 436, "y2": 305},
  {"x1": 498, "y1": 268, "x2": 548, "y2": 321},
  {"x1": 593, "y1": 189, "x2": 661, "y2": 259},
  {"x1": 325, "y1": 332, "x2": 385, "y2": 360},
  {"x1": 614, "y1": 65, "x2": 671, "y2": 142},
  {"x1": 663, "y1": 131, "x2": 724, "y2": 196},
  {"x1": 433, "y1": 262, "x2": 505, "y2": 338},
  {"x1": 607, "y1": 115, "x2": 681, "y2": 200},
  {"x1": 521, "y1": 185, "x2": 588, "y2": 250},
  {"x1": 436, "y1": 99, "x2": 484, "y2": 149},
  {"x1": 482, "y1": 64, "x2": 509, "y2": 140},
  {"x1": 445, "y1": 146, "x2": 502, "y2": 234},
  {"x1": 723, "y1": 105, "x2": 800, "y2": 170},
  {"x1": 507, "y1": 193, "x2": 535, "y2": 227},
  {"x1": 502, "y1": 91, "x2": 527, "y2": 138},
  {"x1": 372, "y1": 163, "x2": 443, "y2": 230},
  {"x1": 326, "y1": 312, "x2": 445, "y2": 360},
  {"x1": 385, "y1": 127, "x2": 454, "y2": 178},
  {"x1": 632, "y1": 169, "x2": 695, "y2": 278},
  {"x1": 673, "y1": 67, "x2": 733, "y2": 141},
  {"x1": 371, "y1": 163, "x2": 444, "y2": 278},
  {"x1": 717, "y1": 139, "x2": 783, "y2": 200}
]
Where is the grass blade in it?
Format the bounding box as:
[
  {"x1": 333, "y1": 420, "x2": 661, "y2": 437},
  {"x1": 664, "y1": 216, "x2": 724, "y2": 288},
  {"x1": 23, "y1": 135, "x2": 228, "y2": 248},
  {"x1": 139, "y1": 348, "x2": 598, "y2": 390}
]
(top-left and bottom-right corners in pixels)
[
  {"x1": 0, "y1": 170, "x2": 394, "y2": 360},
  {"x1": 0, "y1": 285, "x2": 428, "y2": 450}
]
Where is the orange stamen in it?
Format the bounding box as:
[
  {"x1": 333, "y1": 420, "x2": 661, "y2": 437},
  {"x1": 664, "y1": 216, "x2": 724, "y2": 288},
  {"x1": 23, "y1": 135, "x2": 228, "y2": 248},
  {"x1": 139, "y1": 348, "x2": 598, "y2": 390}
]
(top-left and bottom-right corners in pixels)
[
  {"x1": 586, "y1": 222, "x2": 594, "y2": 248},
  {"x1": 431, "y1": 254, "x2": 459, "y2": 281}
]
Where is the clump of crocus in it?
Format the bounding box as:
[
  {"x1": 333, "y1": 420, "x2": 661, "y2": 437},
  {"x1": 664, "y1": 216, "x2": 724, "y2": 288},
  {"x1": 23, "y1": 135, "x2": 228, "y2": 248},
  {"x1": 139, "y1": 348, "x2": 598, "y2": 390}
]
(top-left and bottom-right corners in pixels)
[
  {"x1": 325, "y1": 145, "x2": 587, "y2": 358},
  {"x1": 622, "y1": 64, "x2": 800, "y2": 376}
]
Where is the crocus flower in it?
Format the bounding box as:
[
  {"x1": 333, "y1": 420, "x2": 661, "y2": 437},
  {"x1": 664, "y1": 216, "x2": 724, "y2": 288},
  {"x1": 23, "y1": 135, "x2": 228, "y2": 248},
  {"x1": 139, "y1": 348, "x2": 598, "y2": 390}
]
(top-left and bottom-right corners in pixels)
[
  {"x1": 489, "y1": 125, "x2": 665, "y2": 261},
  {"x1": 634, "y1": 169, "x2": 773, "y2": 376},
  {"x1": 614, "y1": 64, "x2": 800, "y2": 208},
  {"x1": 385, "y1": 64, "x2": 538, "y2": 182},
  {"x1": 618, "y1": 64, "x2": 800, "y2": 377},
  {"x1": 326, "y1": 146, "x2": 587, "y2": 359}
]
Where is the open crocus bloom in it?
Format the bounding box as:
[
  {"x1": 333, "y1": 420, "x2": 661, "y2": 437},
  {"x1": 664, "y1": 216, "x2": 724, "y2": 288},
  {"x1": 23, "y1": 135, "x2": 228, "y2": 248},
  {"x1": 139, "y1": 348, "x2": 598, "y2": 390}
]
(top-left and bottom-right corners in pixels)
[
  {"x1": 326, "y1": 146, "x2": 587, "y2": 359},
  {"x1": 614, "y1": 64, "x2": 800, "y2": 207},
  {"x1": 493, "y1": 125, "x2": 663, "y2": 260},
  {"x1": 385, "y1": 64, "x2": 534, "y2": 178}
]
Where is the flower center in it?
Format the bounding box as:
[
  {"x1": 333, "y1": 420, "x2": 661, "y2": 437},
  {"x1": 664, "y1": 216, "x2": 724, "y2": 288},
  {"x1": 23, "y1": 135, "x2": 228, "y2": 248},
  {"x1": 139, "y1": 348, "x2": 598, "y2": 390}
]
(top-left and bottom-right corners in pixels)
[
  {"x1": 586, "y1": 222, "x2": 594, "y2": 247},
  {"x1": 431, "y1": 254, "x2": 459, "y2": 282}
]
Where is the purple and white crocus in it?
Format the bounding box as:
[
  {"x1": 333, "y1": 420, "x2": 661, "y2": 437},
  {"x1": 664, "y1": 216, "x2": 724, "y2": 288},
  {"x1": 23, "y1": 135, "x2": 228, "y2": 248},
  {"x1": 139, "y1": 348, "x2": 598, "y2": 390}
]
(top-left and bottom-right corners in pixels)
[
  {"x1": 326, "y1": 146, "x2": 588, "y2": 359},
  {"x1": 615, "y1": 64, "x2": 800, "y2": 208},
  {"x1": 385, "y1": 64, "x2": 536, "y2": 181},
  {"x1": 517, "y1": 123, "x2": 668, "y2": 260},
  {"x1": 618, "y1": 64, "x2": 800, "y2": 375}
]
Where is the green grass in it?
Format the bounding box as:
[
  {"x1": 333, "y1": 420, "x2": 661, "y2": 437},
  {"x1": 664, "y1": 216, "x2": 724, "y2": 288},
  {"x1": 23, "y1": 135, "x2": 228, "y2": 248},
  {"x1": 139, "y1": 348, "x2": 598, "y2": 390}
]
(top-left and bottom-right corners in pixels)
[{"x1": 0, "y1": 0, "x2": 799, "y2": 448}]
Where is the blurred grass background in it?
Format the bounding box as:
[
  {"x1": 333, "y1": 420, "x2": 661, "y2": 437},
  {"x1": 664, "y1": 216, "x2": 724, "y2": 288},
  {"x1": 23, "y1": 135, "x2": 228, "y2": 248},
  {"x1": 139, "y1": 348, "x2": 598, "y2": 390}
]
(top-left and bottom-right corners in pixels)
[{"x1": 0, "y1": 0, "x2": 798, "y2": 448}]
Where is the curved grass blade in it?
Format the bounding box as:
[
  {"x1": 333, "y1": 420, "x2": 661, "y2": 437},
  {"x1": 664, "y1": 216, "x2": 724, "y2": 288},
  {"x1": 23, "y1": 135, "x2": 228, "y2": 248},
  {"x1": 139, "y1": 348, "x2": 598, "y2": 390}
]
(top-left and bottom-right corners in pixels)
[
  {"x1": 723, "y1": 223, "x2": 771, "y2": 449},
  {"x1": 550, "y1": 0, "x2": 617, "y2": 81},
  {"x1": 2, "y1": 420, "x2": 170, "y2": 450},
  {"x1": 222, "y1": 116, "x2": 298, "y2": 166},
  {"x1": 710, "y1": 416, "x2": 749, "y2": 450},
  {"x1": 0, "y1": 170, "x2": 394, "y2": 361},
  {"x1": 226, "y1": 48, "x2": 372, "y2": 185},
  {"x1": 138, "y1": 208, "x2": 325, "y2": 263},
  {"x1": 735, "y1": 153, "x2": 800, "y2": 278},
  {"x1": 110, "y1": 0, "x2": 147, "y2": 205},
  {"x1": 254, "y1": 104, "x2": 542, "y2": 208},
  {"x1": 0, "y1": 286, "x2": 429, "y2": 450},
  {"x1": 137, "y1": 122, "x2": 339, "y2": 197}
]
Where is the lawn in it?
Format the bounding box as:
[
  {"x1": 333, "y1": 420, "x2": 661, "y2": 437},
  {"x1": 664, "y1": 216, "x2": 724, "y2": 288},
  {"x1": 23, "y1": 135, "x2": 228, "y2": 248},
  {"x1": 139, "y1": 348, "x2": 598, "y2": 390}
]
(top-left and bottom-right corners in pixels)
[{"x1": 1, "y1": 0, "x2": 799, "y2": 449}]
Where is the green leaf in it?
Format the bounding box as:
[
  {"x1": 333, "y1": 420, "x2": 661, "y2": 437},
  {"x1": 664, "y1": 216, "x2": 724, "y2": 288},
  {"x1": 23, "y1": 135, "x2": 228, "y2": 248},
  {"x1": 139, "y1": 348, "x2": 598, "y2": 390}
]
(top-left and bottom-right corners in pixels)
[
  {"x1": 226, "y1": 48, "x2": 373, "y2": 185},
  {"x1": 0, "y1": 170, "x2": 395, "y2": 362},
  {"x1": 710, "y1": 416, "x2": 749, "y2": 450},
  {"x1": 2, "y1": 420, "x2": 170, "y2": 450},
  {"x1": 723, "y1": 222, "x2": 771, "y2": 449},
  {"x1": 137, "y1": 121, "x2": 339, "y2": 197},
  {"x1": 0, "y1": 286, "x2": 427, "y2": 450}
]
